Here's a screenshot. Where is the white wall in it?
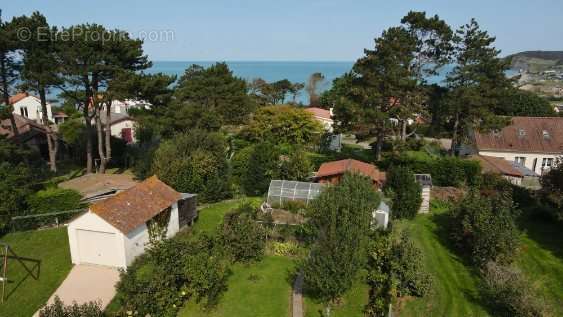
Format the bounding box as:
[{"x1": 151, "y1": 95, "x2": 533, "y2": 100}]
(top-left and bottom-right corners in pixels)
[
  {"x1": 12, "y1": 96, "x2": 53, "y2": 123},
  {"x1": 110, "y1": 120, "x2": 136, "y2": 142},
  {"x1": 478, "y1": 150, "x2": 560, "y2": 175},
  {"x1": 68, "y1": 212, "x2": 127, "y2": 268}
]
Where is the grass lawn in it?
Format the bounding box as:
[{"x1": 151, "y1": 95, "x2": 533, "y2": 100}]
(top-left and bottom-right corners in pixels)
[
  {"x1": 0, "y1": 228, "x2": 72, "y2": 317},
  {"x1": 179, "y1": 256, "x2": 296, "y2": 317},
  {"x1": 516, "y1": 216, "x2": 563, "y2": 316},
  {"x1": 396, "y1": 205, "x2": 489, "y2": 316},
  {"x1": 304, "y1": 271, "x2": 369, "y2": 317},
  {"x1": 192, "y1": 197, "x2": 261, "y2": 235}
]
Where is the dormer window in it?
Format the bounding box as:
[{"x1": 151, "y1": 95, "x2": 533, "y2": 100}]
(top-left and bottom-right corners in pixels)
[
  {"x1": 518, "y1": 128, "x2": 526, "y2": 137},
  {"x1": 543, "y1": 130, "x2": 550, "y2": 139}
]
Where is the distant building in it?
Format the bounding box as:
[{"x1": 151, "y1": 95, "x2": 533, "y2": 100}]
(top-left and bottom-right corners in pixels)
[
  {"x1": 9, "y1": 92, "x2": 53, "y2": 123},
  {"x1": 473, "y1": 117, "x2": 563, "y2": 175},
  {"x1": 99, "y1": 111, "x2": 137, "y2": 144},
  {"x1": 0, "y1": 114, "x2": 50, "y2": 155},
  {"x1": 305, "y1": 107, "x2": 341, "y2": 151},
  {"x1": 315, "y1": 159, "x2": 386, "y2": 190},
  {"x1": 470, "y1": 155, "x2": 525, "y2": 185}
]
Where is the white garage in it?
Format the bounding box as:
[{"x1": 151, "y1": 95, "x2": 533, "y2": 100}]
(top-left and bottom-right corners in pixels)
[{"x1": 68, "y1": 176, "x2": 197, "y2": 269}]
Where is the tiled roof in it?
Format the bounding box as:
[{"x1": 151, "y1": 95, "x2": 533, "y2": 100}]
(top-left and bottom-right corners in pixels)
[
  {"x1": 470, "y1": 155, "x2": 523, "y2": 178},
  {"x1": 475, "y1": 117, "x2": 563, "y2": 154},
  {"x1": 90, "y1": 176, "x2": 182, "y2": 234},
  {"x1": 8, "y1": 92, "x2": 30, "y2": 105},
  {"x1": 305, "y1": 107, "x2": 331, "y2": 120},
  {"x1": 316, "y1": 159, "x2": 386, "y2": 185},
  {"x1": 0, "y1": 114, "x2": 47, "y2": 140}
]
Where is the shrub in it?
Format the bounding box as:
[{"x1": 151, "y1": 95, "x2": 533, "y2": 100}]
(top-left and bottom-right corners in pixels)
[
  {"x1": 27, "y1": 187, "x2": 82, "y2": 214},
  {"x1": 241, "y1": 142, "x2": 280, "y2": 196},
  {"x1": 303, "y1": 173, "x2": 380, "y2": 302},
  {"x1": 152, "y1": 130, "x2": 231, "y2": 202},
  {"x1": 449, "y1": 191, "x2": 520, "y2": 267},
  {"x1": 481, "y1": 262, "x2": 546, "y2": 317},
  {"x1": 385, "y1": 166, "x2": 422, "y2": 219},
  {"x1": 39, "y1": 296, "x2": 103, "y2": 317},
  {"x1": 390, "y1": 232, "x2": 432, "y2": 297},
  {"x1": 218, "y1": 207, "x2": 266, "y2": 262},
  {"x1": 230, "y1": 144, "x2": 255, "y2": 189},
  {"x1": 271, "y1": 241, "x2": 300, "y2": 257},
  {"x1": 277, "y1": 147, "x2": 313, "y2": 181}
]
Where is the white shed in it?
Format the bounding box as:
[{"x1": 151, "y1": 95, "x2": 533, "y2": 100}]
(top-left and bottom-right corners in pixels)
[
  {"x1": 68, "y1": 176, "x2": 197, "y2": 269},
  {"x1": 415, "y1": 174, "x2": 432, "y2": 214}
]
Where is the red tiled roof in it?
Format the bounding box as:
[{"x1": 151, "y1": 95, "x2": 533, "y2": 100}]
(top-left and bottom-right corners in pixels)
[
  {"x1": 316, "y1": 159, "x2": 386, "y2": 185},
  {"x1": 90, "y1": 176, "x2": 182, "y2": 234},
  {"x1": 0, "y1": 114, "x2": 47, "y2": 139},
  {"x1": 8, "y1": 92, "x2": 29, "y2": 105},
  {"x1": 470, "y1": 155, "x2": 523, "y2": 178},
  {"x1": 475, "y1": 117, "x2": 563, "y2": 154},
  {"x1": 305, "y1": 107, "x2": 331, "y2": 120}
]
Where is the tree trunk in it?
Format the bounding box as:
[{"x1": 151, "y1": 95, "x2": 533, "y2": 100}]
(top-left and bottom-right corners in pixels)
[
  {"x1": 83, "y1": 74, "x2": 94, "y2": 173},
  {"x1": 95, "y1": 109, "x2": 107, "y2": 174},
  {"x1": 0, "y1": 55, "x2": 18, "y2": 137},
  {"x1": 400, "y1": 119, "x2": 408, "y2": 141},
  {"x1": 374, "y1": 131, "x2": 384, "y2": 161},
  {"x1": 450, "y1": 112, "x2": 460, "y2": 156},
  {"x1": 38, "y1": 85, "x2": 58, "y2": 172},
  {"x1": 104, "y1": 101, "x2": 112, "y2": 168}
]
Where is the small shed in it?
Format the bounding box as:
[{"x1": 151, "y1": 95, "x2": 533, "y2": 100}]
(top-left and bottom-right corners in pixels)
[
  {"x1": 372, "y1": 201, "x2": 391, "y2": 230},
  {"x1": 67, "y1": 176, "x2": 196, "y2": 268},
  {"x1": 415, "y1": 174, "x2": 432, "y2": 214},
  {"x1": 315, "y1": 159, "x2": 386, "y2": 190}
]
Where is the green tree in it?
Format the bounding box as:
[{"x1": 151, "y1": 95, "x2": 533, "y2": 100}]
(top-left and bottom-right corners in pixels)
[
  {"x1": 303, "y1": 173, "x2": 380, "y2": 305},
  {"x1": 218, "y1": 205, "x2": 266, "y2": 263},
  {"x1": 497, "y1": 89, "x2": 556, "y2": 117},
  {"x1": 241, "y1": 105, "x2": 323, "y2": 146},
  {"x1": 174, "y1": 63, "x2": 255, "y2": 125},
  {"x1": 241, "y1": 142, "x2": 280, "y2": 196},
  {"x1": 385, "y1": 166, "x2": 422, "y2": 219},
  {"x1": 539, "y1": 159, "x2": 563, "y2": 220},
  {"x1": 446, "y1": 19, "x2": 513, "y2": 154},
  {"x1": 0, "y1": 12, "x2": 20, "y2": 136},
  {"x1": 277, "y1": 147, "x2": 313, "y2": 181},
  {"x1": 152, "y1": 130, "x2": 231, "y2": 202},
  {"x1": 449, "y1": 190, "x2": 520, "y2": 267}
]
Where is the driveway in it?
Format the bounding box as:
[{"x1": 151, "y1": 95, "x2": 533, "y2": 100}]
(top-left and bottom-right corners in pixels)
[{"x1": 35, "y1": 265, "x2": 120, "y2": 315}]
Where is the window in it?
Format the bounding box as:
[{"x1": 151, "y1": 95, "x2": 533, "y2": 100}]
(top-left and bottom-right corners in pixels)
[
  {"x1": 515, "y1": 157, "x2": 526, "y2": 166},
  {"x1": 542, "y1": 158, "x2": 554, "y2": 169},
  {"x1": 543, "y1": 130, "x2": 550, "y2": 139},
  {"x1": 19, "y1": 107, "x2": 28, "y2": 117}
]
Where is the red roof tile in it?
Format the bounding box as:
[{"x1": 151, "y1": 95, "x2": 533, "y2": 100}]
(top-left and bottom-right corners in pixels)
[
  {"x1": 305, "y1": 107, "x2": 331, "y2": 120},
  {"x1": 8, "y1": 92, "x2": 30, "y2": 105},
  {"x1": 475, "y1": 117, "x2": 563, "y2": 154},
  {"x1": 470, "y1": 155, "x2": 523, "y2": 178},
  {"x1": 90, "y1": 176, "x2": 181, "y2": 234},
  {"x1": 316, "y1": 159, "x2": 386, "y2": 185}
]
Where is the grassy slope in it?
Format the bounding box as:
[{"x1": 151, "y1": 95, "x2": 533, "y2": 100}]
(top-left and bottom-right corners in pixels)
[
  {"x1": 516, "y1": 216, "x2": 563, "y2": 316},
  {"x1": 0, "y1": 228, "x2": 72, "y2": 317},
  {"x1": 304, "y1": 271, "x2": 369, "y2": 317},
  {"x1": 192, "y1": 198, "x2": 262, "y2": 235},
  {"x1": 179, "y1": 256, "x2": 295, "y2": 317},
  {"x1": 396, "y1": 207, "x2": 489, "y2": 316}
]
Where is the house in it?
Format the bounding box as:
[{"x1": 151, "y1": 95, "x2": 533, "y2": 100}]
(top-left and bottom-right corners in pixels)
[
  {"x1": 414, "y1": 174, "x2": 432, "y2": 213},
  {"x1": 67, "y1": 176, "x2": 197, "y2": 268},
  {"x1": 470, "y1": 155, "x2": 524, "y2": 185},
  {"x1": 100, "y1": 111, "x2": 137, "y2": 143},
  {"x1": 305, "y1": 106, "x2": 341, "y2": 151},
  {"x1": 9, "y1": 92, "x2": 53, "y2": 123},
  {"x1": 0, "y1": 114, "x2": 50, "y2": 155},
  {"x1": 315, "y1": 159, "x2": 386, "y2": 189},
  {"x1": 474, "y1": 117, "x2": 563, "y2": 175},
  {"x1": 53, "y1": 112, "x2": 69, "y2": 125}
]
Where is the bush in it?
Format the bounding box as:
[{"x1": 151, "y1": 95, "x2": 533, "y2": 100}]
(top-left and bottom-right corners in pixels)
[
  {"x1": 152, "y1": 130, "x2": 231, "y2": 202},
  {"x1": 277, "y1": 147, "x2": 313, "y2": 181},
  {"x1": 27, "y1": 187, "x2": 82, "y2": 214},
  {"x1": 449, "y1": 191, "x2": 520, "y2": 267},
  {"x1": 385, "y1": 166, "x2": 422, "y2": 219},
  {"x1": 115, "y1": 234, "x2": 229, "y2": 316},
  {"x1": 481, "y1": 262, "x2": 546, "y2": 317},
  {"x1": 39, "y1": 296, "x2": 103, "y2": 317},
  {"x1": 390, "y1": 232, "x2": 432, "y2": 297},
  {"x1": 230, "y1": 144, "x2": 255, "y2": 190},
  {"x1": 218, "y1": 206, "x2": 266, "y2": 262},
  {"x1": 241, "y1": 142, "x2": 280, "y2": 196},
  {"x1": 271, "y1": 241, "x2": 300, "y2": 257}
]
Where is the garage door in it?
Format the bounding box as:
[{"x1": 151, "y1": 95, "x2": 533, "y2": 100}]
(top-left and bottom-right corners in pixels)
[{"x1": 76, "y1": 229, "x2": 120, "y2": 267}]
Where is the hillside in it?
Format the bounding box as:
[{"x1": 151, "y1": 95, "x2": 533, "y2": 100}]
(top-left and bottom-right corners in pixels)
[{"x1": 507, "y1": 51, "x2": 563, "y2": 73}]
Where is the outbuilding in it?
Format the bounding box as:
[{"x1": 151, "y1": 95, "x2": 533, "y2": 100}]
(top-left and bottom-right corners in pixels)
[{"x1": 67, "y1": 176, "x2": 196, "y2": 268}]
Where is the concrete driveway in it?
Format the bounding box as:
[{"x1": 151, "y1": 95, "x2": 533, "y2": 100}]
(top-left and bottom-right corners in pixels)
[{"x1": 35, "y1": 265, "x2": 120, "y2": 315}]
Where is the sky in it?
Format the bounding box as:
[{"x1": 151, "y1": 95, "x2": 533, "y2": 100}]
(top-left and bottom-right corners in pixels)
[{"x1": 2, "y1": 0, "x2": 562, "y2": 61}]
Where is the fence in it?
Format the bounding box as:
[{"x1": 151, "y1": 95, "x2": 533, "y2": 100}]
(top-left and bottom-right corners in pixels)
[{"x1": 10, "y1": 209, "x2": 86, "y2": 232}]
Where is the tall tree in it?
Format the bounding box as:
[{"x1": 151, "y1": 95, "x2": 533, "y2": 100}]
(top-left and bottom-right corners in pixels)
[
  {"x1": 17, "y1": 12, "x2": 61, "y2": 171},
  {"x1": 0, "y1": 11, "x2": 20, "y2": 136},
  {"x1": 446, "y1": 19, "x2": 513, "y2": 155},
  {"x1": 55, "y1": 24, "x2": 149, "y2": 173}
]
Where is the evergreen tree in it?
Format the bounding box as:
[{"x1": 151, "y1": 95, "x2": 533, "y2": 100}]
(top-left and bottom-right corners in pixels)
[
  {"x1": 446, "y1": 19, "x2": 513, "y2": 155},
  {"x1": 385, "y1": 166, "x2": 422, "y2": 219},
  {"x1": 0, "y1": 12, "x2": 20, "y2": 136},
  {"x1": 241, "y1": 142, "x2": 280, "y2": 196}
]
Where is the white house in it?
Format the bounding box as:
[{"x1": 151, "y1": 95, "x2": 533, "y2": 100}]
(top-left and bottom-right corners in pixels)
[
  {"x1": 474, "y1": 117, "x2": 563, "y2": 175},
  {"x1": 10, "y1": 92, "x2": 53, "y2": 123},
  {"x1": 305, "y1": 107, "x2": 342, "y2": 151},
  {"x1": 68, "y1": 176, "x2": 197, "y2": 268}
]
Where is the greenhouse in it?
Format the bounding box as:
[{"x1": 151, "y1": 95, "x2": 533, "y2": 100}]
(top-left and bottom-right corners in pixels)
[{"x1": 266, "y1": 180, "x2": 325, "y2": 206}]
